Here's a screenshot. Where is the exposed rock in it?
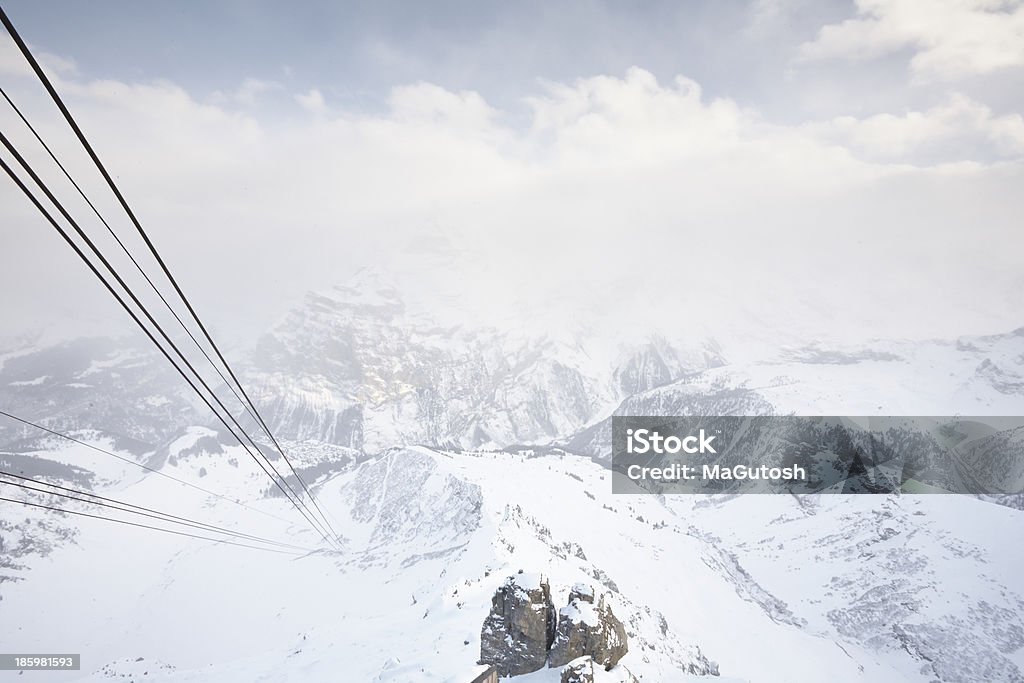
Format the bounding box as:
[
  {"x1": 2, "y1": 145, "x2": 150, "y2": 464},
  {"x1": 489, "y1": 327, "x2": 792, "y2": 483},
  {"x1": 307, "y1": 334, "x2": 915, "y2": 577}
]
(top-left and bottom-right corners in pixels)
[
  {"x1": 549, "y1": 584, "x2": 629, "y2": 670},
  {"x1": 560, "y1": 656, "x2": 639, "y2": 683},
  {"x1": 561, "y1": 656, "x2": 595, "y2": 683},
  {"x1": 479, "y1": 574, "x2": 556, "y2": 676},
  {"x1": 624, "y1": 606, "x2": 720, "y2": 677},
  {"x1": 569, "y1": 582, "x2": 594, "y2": 604}
]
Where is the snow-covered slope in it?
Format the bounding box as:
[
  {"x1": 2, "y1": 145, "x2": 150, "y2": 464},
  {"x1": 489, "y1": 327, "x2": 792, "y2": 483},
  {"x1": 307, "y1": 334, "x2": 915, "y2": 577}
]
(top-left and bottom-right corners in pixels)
[
  {"x1": 3, "y1": 438, "x2": 1023, "y2": 682},
  {"x1": 570, "y1": 327, "x2": 1024, "y2": 461},
  {"x1": 232, "y1": 271, "x2": 722, "y2": 452},
  {"x1": 9, "y1": 278, "x2": 1021, "y2": 462},
  {"x1": 0, "y1": 337, "x2": 200, "y2": 452},
  {"x1": 0, "y1": 274, "x2": 724, "y2": 457},
  {"x1": 3, "y1": 278, "x2": 1024, "y2": 682}
]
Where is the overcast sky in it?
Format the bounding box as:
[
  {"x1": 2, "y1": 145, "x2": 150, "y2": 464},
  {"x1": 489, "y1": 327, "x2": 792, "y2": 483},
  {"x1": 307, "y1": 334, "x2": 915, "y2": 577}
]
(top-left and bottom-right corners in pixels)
[{"x1": 1, "y1": 0, "x2": 1022, "y2": 353}]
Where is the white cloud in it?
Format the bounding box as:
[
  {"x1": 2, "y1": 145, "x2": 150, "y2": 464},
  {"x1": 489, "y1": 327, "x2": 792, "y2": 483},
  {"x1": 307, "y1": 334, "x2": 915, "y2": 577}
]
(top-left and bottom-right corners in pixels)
[
  {"x1": 388, "y1": 82, "x2": 497, "y2": 128},
  {"x1": 746, "y1": 0, "x2": 813, "y2": 32},
  {"x1": 0, "y1": 37, "x2": 79, "y2": 78},
  {"x1": 1, "y1": 64, "x2": 1022, "y2": 348},
  {"x1": 800, "y1": 0, "x2": 1024, "y2": 79},
  {"x1": 527, "y1": 69, "x2": 750, "y2": 166},
  {"x1": 294, "y1": 88, "x2": 328, "y2": 116},
  {"x1": 804, "y1": 94, "x2": 1024, "y2": 162},
  {"x1": 210, "y1": 78, "x2": 282, "y2": 107}
]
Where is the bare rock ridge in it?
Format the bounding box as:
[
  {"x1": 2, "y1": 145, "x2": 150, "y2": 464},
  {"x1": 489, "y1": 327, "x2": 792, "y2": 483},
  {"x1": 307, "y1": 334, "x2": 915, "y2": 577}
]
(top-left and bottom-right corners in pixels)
[
  {"x1": 479, "y1": 575, "x2": 630, "y2": 677},
  {"x1": 560, "y1": 656, "x2": 639, "y2": 683},
  {"x1": 548, "y1": 583, "x2": 628, "y2": 670},
  {"x1": 479, "y1": 573, "x2": 557, "y2": 676}
]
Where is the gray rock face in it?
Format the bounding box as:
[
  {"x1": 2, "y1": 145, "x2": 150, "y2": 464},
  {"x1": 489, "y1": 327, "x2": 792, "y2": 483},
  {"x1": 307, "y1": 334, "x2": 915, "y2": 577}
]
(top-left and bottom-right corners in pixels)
[
  {"x1": 613, "y1": 337, "x2": 724, "y2": 396},
  {"x1": 560, "y1": 656, "x2": 639, "y2": 683},
  {"x1": 549, "y1": 584, "x2": 629, "y2": 670},
  {"x1": 560, "y1": 657, "x2": 596, "y2": 683},
  {"x1": 244, "y1": 279, "x2": 613, "y2": 452},
  {"x1": 479, "y1": 574, "x2": 556, "y2": 676},
  {"x1": 0, "y1": 337, "x2": 199, "y2": 452}
]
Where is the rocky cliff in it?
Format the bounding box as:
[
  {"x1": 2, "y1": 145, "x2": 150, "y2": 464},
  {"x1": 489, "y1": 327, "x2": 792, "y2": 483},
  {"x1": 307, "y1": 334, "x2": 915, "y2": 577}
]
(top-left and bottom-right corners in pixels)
[
  {"x1": 479, "y1": 573, "x2": 557, "y2": 676},
  {"x1": 549, "y1": 583, "x2": 628, "y2": 670}
]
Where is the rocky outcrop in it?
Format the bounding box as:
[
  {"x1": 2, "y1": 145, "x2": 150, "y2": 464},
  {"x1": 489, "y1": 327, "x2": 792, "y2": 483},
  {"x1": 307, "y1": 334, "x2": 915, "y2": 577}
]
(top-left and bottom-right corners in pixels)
[
  {"x1": 561, "y1": 657, "x2": 595, "y2": 683},
  {"x1": 479, "y1": 574, "x2": 557, "y2": 676},
  {"x1": 549, "y1": 583, "x2": 629, "y2": 670},
  {"x1": 560, "y1": 656, "x2": 639, "y2": 683},
  {"x1": 480, "y1": 579, "x2": 630, "y2": 676}
]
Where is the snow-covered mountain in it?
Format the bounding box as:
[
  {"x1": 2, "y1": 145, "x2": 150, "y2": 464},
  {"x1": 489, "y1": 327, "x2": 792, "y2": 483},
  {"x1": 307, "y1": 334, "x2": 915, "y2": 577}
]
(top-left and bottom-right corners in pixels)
[
  {"x1": 242, "y1": 270, "x2": 725, "y2": 453},
  {"x1": 244, "y1": 276, "x2": 615, "y2": 451},
  {"x1": 7, "y1": 275, "x2": 1021, "y2": 462},
  {"x1": 569, "y1": 327, "x2": 1024, "y2": 461},
  {"x1": 3, "y1": 436, "x2": 1023, "y2": 682},
  {"x1": 0, "y1": 336, "x2": 200, "y2": 452},
  {"x1": 3, "y1": 275, "x2": 1024, "y2": 682},
  {"x1": 0, "y1": 271, "x2": 723, "y2": 455}
]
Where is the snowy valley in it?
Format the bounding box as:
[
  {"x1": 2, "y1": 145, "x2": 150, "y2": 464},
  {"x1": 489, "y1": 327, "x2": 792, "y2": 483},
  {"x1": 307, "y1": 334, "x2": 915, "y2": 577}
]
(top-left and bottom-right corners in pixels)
[{"x1": 2, "y1": 278, "x2": 1024, "y2": 682}]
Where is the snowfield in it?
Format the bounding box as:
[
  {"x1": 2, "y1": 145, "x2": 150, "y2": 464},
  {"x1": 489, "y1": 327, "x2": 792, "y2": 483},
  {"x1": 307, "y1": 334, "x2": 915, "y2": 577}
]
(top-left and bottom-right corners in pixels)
[
  {"x1": 3, "y1": 283, "x2": 1024, "y2": 681},
  {"x1": 3, "y1": 435, "x2": 1023, "y2": 682}
]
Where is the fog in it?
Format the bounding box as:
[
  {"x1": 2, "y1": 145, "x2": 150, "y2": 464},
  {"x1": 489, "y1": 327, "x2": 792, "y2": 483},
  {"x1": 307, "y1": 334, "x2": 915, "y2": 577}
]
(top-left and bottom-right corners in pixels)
[{"x1": 1, "y1": 1, "x2": 1022, "y2": 354}]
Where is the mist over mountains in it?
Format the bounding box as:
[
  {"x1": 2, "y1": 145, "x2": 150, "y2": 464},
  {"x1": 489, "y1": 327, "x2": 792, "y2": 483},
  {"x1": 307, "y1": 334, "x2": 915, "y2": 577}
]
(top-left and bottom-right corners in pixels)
[
  {"x1": 2, "y1": 270, "x2": 1024, "y2": 682},
  {"x1": 2, "y1": 0, "x2": 1023, "y2": 679},
  {"x1": 3, "y1": 268, "x2": 1022, "y2": 459}
]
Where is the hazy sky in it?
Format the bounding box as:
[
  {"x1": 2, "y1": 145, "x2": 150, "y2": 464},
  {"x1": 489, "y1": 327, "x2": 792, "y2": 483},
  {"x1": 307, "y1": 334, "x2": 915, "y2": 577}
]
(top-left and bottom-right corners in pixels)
[{"x1": 1, "y1": 0, "x2": 1022, "y2": 351}]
